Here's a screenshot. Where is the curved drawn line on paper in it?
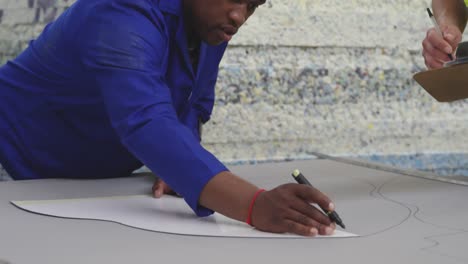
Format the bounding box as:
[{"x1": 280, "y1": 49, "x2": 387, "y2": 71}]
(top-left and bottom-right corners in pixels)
[
  {"x1": 359, "y1": 177, "x2": 413, "y2": 237},
  {"x1": 365, "y1": 177, "x2": 468, "y2": 262},
  {"x1": 412, "y1": 205, "x2": 468, "y2": 263}
]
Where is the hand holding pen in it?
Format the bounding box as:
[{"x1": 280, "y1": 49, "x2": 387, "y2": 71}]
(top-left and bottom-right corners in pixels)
[
  {"x1": 422, "y1": 8, "x2": 462, "y2": 69},
  {"x1": 249, "y1": 182, "x2": 337, "y2": 236},
  {"x1": 156, "y1": 170, "x2": 338, "y2": 237},
  {"x1": 291, "y1": 169, "x2": 345, "y2": 229}
]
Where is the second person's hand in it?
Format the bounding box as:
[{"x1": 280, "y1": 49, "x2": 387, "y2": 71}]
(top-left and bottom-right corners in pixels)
[{"x1": 422, "y1": 24, "x2": 462, "y2": 69}]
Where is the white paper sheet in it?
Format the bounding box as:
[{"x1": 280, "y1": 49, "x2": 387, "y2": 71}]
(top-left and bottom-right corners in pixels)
[{"x1": 12, "y1": 195, "x2": 357, "y2": 238}]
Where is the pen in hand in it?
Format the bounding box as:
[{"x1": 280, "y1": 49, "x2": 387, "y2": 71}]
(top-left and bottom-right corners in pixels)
[
  {"x1": 291, "y1": 169, "x2": 346, "y2": 229},
  {"x1": 426, "y1": 8, "x2": 454, "y2": 61}
]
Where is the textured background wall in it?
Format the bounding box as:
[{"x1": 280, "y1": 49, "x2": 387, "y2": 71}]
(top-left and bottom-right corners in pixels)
[{"x1": 0, "y1": 0, "x2": 467, "y2": 171}]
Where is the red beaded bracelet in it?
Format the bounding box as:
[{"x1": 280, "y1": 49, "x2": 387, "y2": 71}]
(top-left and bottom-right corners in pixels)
[{"x1": 246, "y1": 189, "x2": 266, "y2": 226}]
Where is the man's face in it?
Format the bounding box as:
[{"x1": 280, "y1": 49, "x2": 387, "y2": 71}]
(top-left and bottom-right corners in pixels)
[{"x1": 185, "y1": 0, "x2": 266, "y2": 45}]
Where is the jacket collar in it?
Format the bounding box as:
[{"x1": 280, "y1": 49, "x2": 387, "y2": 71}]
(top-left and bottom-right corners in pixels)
[
  {"x1": 158, "y1": 0, "x2": 183, "y2": 16},
  {"x1": 158, "y1": 0, "x2": 207, "y2": 80}
]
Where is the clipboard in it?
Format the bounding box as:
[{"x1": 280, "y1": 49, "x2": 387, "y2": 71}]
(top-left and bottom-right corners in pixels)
[
  {"x1": 413, "y1": 41, "x2": 468, "y2": 102},
  {"x1": 413, "y1": 63, "x2": 468, "y2": 102}
]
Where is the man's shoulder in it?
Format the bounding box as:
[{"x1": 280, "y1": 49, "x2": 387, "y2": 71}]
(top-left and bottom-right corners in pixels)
[
  {"x1": 71, "y1": 0, "x2": 173, "y2": 62},
  {"x1": 88, "y1": 0, "x2": 183, "y2": 15},
  {"x1": 73, "y1": 0, "x2": 169, "y2": 18},
  {"x1": 70, "y1": 0, "x2": 170, "y2": 31}
]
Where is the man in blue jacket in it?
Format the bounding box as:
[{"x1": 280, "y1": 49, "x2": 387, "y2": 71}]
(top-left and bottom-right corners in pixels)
[{"x1": 0, "y1": 0, "x2": 337, "y2": 236}]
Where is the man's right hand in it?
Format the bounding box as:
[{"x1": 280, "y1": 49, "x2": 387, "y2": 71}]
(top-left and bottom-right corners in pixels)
[
  {"x1": 199, "y1": 171, "x2": 336, "y2": 237},
  {"x1": 250, "y1": 183, "x2": 336, "y2": 236},
  {"x1": 422, "y1": 25, "x2": 462, "y2": 69}
]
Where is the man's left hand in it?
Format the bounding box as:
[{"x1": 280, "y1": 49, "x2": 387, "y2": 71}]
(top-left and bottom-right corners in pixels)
[{"x1": 152, "y1": 178, "x2": 179, "y2": 198}]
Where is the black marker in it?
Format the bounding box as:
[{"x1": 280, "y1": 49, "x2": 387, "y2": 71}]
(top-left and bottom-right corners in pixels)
[
  {"x1": 291, "y1": 169, "x2": 346, "y2": 229},
  {"x1": 427, "y1": 8, "x2": 453, "y2": 60}
]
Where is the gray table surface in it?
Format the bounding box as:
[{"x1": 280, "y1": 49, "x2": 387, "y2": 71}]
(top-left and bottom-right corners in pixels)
[{"x1": 1, "y1": 159, "x2": 468, "y2": 264}]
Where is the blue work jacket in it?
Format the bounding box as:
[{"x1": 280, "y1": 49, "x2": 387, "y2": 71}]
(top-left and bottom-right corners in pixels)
[{"x1": 0, "y1": 0, "x2": 229, "y2": 216}]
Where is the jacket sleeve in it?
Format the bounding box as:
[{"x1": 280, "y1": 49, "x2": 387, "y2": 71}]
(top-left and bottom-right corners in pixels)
[{"x1": 77, "y1": 1, "x2": 227, "y2": 216}]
